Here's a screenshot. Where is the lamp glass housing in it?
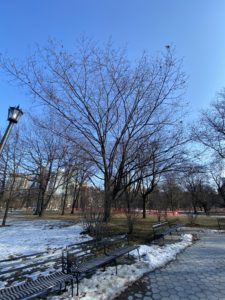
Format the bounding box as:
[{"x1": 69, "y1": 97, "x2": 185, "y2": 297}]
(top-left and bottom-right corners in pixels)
[{"x1": 8, "y1": 106, "x2": 23, "y2": 123}]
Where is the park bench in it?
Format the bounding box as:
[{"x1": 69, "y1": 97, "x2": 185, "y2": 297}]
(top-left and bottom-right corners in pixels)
[
  {"x1": 217, "y1": 218, "x2": 225, "y2": 230},
  {"x1": 63, "y1": 234, "x2": 140, "y2": 295},
  {"x1": 0, "y1": 272, "x2": 73, "y2": 300},
  {"x1": 152, "y1": 221, "x2": 181, "y2": 242},
  {"x1": 0, "y1": 249, "x2": 74, "y2": 300}
]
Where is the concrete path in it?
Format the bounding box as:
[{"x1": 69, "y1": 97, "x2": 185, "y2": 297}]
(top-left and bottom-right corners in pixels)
[{"x1": 115, "y1": 230, "x2": 225, "y2": 300}]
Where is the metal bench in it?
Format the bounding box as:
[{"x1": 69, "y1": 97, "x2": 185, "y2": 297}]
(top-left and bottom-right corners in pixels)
[
  {"x1": 104, "y1": 234, "x2": 140, "y2": 260},
  {"x1": 217, "y1": 218, "x2": 225, "y2": 230},
  {"x1": 63, "y1": 234, "x2": 140, "y2": 295},
  {"x1": 0, "y1": 250, "x2": 74, "y2": 300},
  {"x1": 152, "y1": 221, "x2": 181, "y2": 242},
  {"x1": 0, "y1": 272, "x2": 73, "y2": 300}
]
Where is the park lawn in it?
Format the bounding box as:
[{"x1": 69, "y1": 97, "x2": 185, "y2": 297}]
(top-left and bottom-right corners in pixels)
[
  {"x1": 107, "y1": 213, "x2": 220, "y2": 243},
  {"x1": 2, "y1": 210, "x2": 220, "y2": 244}
]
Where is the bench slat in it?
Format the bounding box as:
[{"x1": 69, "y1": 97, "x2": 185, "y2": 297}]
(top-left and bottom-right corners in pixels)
[{"x1": 0, "y1": 272, "x2": 73, "y2": 300}]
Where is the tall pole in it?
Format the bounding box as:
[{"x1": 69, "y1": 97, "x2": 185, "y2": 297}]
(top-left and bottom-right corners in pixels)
[{"x1": 0, "y1": 121, "x2": 14, "y2": 156}]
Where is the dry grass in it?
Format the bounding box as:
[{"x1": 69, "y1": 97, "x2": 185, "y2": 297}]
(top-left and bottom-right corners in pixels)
[
  {"x1": 3, "y1": 210, "x2": 83, "y2": 221},
  {"x1": 87, "y1": 212, "x2": 220, "y2": 243},
  {"x1": 1, "y1": 210, "x2": 222, "y2": 244}
]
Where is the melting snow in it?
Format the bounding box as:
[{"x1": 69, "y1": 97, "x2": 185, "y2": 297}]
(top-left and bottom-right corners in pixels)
[{"x1": 0, "y1": 219, "x2": 193, "y2": 299}]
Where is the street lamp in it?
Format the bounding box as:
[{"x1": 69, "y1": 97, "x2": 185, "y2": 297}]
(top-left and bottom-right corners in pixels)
[{"x1": 0, "y1": 106, "x2": 23, "y2": 155}]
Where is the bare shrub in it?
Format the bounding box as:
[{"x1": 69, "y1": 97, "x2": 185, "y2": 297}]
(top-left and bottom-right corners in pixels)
[
  {"x1": 81, "y1": 189, "x2": 105, "y2": 239},
  {"x1": 186, "y1": 212, "x2": 198, "y2": 226},
  {"x1": 125, "y1": 208, "x2": 141, "y2": 234}
]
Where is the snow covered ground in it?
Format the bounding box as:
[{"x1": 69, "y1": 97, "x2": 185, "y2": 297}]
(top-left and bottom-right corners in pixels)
[
  {"x1": 0, "y1": 219, "x2": 90, "y2": 259},
  {"x1": 0, "y1": 219, "x2": 193, "y2": 300}
]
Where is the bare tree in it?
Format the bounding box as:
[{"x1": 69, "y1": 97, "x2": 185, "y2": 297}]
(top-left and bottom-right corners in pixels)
[
  {"x1": 191, "y1": 92, "x2": 225, "y2": 209},
  {"x1": 161, "y1": 173, "x2": 182, "y2": 213},
  {"x1": 205, "y1": 158, "x2": 225, "y2": 207},
  {"x1": 20, "y1": 115, "x2": 69, "y2": 216},
  {"x1": 60, "y1": 146, "x2": 93, "y2": 215},
  {"x1": 193, "y1": 91, "x2": 225, "y2": 158},
  {"x1": 1, "y1": 39, "x2": 187, "y2": 221},
  {"x1": 182, "y1": 165, "x2": 214, "y2": 215},
  {"x1": 1, "y1": 129, "x2": 26, "y2": 226},
  {"x1": 130, "y1": 124, "x2": 187, "y2": 219}
]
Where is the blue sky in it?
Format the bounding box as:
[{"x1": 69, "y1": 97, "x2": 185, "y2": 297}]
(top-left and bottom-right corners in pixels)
[{"x1": 0, "y1": 0, "x2": 225, "y2": 127}]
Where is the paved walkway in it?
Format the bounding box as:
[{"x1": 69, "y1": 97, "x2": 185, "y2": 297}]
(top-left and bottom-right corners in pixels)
[{"x1": 115, "y1": 230, "x2": 225, "y2": 300}]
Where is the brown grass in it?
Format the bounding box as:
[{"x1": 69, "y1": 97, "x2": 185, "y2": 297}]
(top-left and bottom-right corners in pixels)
[{"x1": 1, "y1": 210, "x2": 221, "y2": 244}]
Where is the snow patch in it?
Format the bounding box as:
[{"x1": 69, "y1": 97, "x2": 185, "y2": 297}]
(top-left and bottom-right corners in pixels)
[
  {"x1": 0, "y1": 220, "x2": 192, "y2": 299},
  {"x1": 49, "y1": 234, "x2": 193, "y2": 300}
]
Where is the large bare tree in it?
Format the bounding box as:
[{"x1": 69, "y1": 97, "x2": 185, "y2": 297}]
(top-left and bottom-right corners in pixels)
[{"x1": 1, "y1": 40, "x2": 186, "y2": 221}]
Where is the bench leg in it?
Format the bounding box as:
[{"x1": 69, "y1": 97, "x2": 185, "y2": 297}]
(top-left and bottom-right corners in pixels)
[
  {"x1": 137, "y1": 248, "x2": 141, "y2": 261},
  {"x1": 75, "y1": 273, "x2": 79, "y2": 296},
  {"x1": 59, "y1": 282, "x2": 62, "y2": 294},
  {"x1": 71, "y1": 278, "x2": 74, "y2": 297},
  {"x1": 115, "y1": 259, "x2": 118, "y2": 275},
  {"x1": 159, "y1": 236, "x2": 165, "y2": 246},
  {"x1": 58, "y1": 282, "x2": 67, "y2": 295}
]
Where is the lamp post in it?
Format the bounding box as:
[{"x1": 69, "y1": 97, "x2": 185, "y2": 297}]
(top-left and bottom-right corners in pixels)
[{"x1": 0, "y1": 106, "x2": 23, "y2": 156}]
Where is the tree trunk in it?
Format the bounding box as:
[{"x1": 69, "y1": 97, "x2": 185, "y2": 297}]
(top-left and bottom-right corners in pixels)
[
  {"x1": 61, "y1": 194, "x2": 65, "y2": 215},
  {"x1": 37, "y1": 188, "x2": 45, "y2": 217},
  {"x1": 38, "y1": 201, "x2": 44, "y2": 217},
  {"x1": 34, "y1": 188, "x2": 44, "y2": 216},
  {"x1": 142, "y1": 195, "x2": 146, "y2": 219},
  {"x1": 71, "y1": 185, "x2": 80, "y2": 214},
  {"x1": 61, "y1": 180, "x2": 69, "y2": 215},
  {"x1": 193, "y1": 203, "x2": 197, "y2": 214},
  {"x1": 103, "y1": 189, "x2": 112, "y2": 222},
  {"x1": 2, "y1": 198, "x2": 10, "y2": 226}
]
